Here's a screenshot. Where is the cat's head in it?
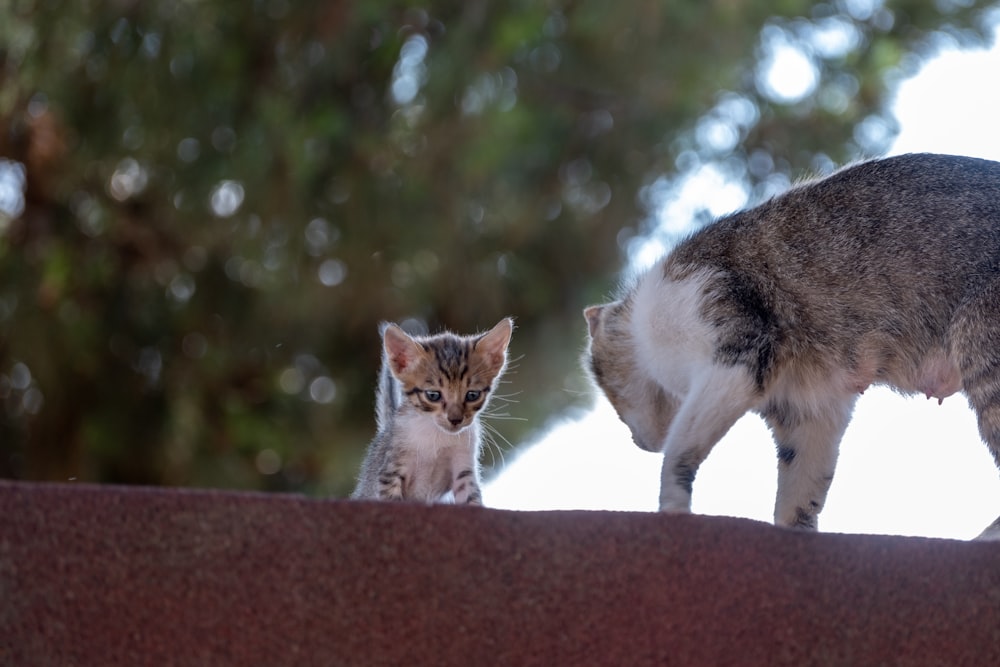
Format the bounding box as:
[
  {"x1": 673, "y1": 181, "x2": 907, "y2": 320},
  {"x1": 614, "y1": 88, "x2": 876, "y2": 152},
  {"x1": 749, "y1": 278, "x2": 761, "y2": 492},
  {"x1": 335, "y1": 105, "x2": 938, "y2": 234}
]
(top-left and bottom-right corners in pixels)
[
  {"x1": 383, "y1": 318, "x2": 513, "y2": 434},
  {"x1": 584, "y1": 302, "x2": 675, "y2": 453}
]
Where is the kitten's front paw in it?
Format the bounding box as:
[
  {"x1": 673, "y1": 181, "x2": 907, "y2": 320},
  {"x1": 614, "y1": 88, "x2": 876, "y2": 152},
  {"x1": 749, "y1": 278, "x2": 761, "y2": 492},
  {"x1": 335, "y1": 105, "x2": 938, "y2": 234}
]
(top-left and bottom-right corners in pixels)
[{"x1": 377, "y1": 481, "x2": 405, "y2": 501}]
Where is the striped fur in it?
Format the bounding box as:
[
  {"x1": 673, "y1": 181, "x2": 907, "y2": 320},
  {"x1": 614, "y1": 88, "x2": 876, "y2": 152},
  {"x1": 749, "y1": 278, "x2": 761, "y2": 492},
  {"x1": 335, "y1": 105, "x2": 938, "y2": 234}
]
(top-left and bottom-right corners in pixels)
[
  {"x1": 352, "y1": 318, "x2": 512, "y2": 504},
  {"x1": 584, "y1": 153, "x2": 1000, "y2": 539}
]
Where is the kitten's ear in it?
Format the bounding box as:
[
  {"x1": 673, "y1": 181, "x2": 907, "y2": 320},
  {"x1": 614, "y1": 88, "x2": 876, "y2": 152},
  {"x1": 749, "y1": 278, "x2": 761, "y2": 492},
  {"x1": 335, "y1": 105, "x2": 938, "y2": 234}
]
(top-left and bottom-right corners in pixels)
[
  {"x1": 583, "y1": 305, "x2": 605, "y2": 338},
  {"x1": 476, "y1": 318, "x2": 513, "y2": 372},
  {"x1": 382, "y1": 323, "x2": 425, "y2": 376}
]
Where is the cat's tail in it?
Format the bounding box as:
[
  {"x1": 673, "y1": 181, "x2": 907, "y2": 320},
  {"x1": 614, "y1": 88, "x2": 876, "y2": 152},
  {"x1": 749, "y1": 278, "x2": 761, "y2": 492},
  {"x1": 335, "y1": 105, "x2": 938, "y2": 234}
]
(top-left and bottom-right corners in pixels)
[
  {"x1": 375, "y1": 322, "x2": 400, "y2": 434},
  {"x1": 975, "y1": 515, "x2": 1000, "y2": 541}
]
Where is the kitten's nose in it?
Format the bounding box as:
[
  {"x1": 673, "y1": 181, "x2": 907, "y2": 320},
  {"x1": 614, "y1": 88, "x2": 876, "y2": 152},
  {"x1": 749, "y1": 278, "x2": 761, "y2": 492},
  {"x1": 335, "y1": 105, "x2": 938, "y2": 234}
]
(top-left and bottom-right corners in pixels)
[{"x1": 448, "y1": 416, "x2": 463, "y2": 426}]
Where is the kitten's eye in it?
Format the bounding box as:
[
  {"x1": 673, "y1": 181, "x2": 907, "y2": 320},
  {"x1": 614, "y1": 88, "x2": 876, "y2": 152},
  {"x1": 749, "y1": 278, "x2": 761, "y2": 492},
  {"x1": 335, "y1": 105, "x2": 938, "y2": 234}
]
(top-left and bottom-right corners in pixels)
[
  {"x1": 424, "y1": 389, "x2": 442, "y2": 402},
  {"x1": 465, "y1": 390, "x2": 481, "y2": 402}
]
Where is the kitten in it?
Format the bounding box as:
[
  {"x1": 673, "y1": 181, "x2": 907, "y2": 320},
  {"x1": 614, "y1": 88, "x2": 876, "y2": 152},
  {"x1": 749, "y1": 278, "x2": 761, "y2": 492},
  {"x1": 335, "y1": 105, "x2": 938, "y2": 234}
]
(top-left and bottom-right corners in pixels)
[
  {"x1": 351, "y1": 318, "x2": 513, "y2": 504},
  {"x1": 584, "y1": 153, "x2": 1000, "y2": 539}
]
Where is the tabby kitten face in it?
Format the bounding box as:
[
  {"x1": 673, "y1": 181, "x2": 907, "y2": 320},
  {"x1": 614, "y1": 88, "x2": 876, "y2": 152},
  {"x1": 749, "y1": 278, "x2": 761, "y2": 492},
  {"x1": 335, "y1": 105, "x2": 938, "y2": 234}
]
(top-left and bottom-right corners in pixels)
[{"x1": 383, "y1": 319, "x2": 511, "y2": 434}]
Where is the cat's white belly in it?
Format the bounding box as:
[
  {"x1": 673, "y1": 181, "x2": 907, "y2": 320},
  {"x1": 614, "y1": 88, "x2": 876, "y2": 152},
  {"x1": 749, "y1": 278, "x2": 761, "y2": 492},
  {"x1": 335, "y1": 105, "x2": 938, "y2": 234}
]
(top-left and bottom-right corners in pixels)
[{"x1": 888, "y1": 348, "x2": 963, "y2": 403}]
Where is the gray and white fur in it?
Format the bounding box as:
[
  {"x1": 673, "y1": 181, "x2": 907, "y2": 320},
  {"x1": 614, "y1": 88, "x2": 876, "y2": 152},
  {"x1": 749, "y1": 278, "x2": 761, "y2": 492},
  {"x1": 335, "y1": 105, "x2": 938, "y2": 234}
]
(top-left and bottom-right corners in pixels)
[
  {"x1": 352, "y1": 318, "x2": 512, "y2": 504},
  {"x1": 584, "y1": 153, "x2": 1000, "y2": 538}
]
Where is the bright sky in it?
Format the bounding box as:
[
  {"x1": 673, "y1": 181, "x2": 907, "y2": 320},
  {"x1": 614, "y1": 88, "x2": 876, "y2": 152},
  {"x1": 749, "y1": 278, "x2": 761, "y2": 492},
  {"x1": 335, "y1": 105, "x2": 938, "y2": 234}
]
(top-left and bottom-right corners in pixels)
[{"x1": 486, "y1": 23, "x2": 1000, "y2": 540}]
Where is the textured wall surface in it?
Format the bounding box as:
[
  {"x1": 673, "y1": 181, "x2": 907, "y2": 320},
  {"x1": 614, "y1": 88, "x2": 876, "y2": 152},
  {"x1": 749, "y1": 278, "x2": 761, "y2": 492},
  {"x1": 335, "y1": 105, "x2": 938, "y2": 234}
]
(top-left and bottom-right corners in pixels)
[{"x1": 2, "y1": 480, "x2": 999, "y2": 666}]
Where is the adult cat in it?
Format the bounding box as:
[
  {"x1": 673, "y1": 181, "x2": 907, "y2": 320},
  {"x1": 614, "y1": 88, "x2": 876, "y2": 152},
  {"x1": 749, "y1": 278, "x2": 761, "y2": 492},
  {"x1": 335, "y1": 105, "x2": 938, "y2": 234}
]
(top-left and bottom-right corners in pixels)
[{"x1": 584, "y1": 153, "x2": 1000, "y2": 538}]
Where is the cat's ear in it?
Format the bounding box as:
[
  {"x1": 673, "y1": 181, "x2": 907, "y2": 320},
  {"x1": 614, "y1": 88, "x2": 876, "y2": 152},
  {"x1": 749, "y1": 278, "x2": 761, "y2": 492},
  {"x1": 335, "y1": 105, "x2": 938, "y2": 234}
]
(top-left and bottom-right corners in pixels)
[
  {"x1": 382, "y1": 323, "x2": 425, "y2": 376},
  {"x1": 583, "y1": 305, "x2": 605, "y2": 338},
  {"x1": 476, "y1": 318, "x2": 513, "y2": 373}
]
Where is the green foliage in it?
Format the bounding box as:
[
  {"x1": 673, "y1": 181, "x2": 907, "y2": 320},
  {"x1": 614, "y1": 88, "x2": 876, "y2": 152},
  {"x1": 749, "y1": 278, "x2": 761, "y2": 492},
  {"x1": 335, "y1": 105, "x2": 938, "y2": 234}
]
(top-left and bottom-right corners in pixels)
[{"x1": 1, "y1": 0, "x2": 996, "y2": 494}]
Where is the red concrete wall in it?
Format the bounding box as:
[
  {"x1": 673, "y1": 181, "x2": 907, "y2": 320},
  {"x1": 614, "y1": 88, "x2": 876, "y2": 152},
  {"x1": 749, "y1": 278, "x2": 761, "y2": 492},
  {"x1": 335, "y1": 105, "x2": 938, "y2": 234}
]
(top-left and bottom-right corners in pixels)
[{"x1": 2, "y1": 480, "x2": 999, "y2": 666}]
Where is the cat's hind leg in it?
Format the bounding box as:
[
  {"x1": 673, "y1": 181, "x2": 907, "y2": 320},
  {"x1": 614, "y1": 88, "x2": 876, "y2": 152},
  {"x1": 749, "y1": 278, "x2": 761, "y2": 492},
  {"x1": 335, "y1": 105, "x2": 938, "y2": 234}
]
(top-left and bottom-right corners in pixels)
[
  {"x1": 950, "y1": 285, "x2": 1000, "y2": 538},
  {"x1": 977, "y1": 516, "x2": 1000, "y2": 540},
  {"x1": 761, "y1": 396, "x2": 855, "y2": 529}
]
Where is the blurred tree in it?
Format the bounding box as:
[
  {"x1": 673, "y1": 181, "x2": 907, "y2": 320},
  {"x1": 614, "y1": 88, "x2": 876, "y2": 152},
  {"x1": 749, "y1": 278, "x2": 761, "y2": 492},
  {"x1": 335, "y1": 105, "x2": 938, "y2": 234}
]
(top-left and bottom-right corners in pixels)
[{"x1": 0, "y1": 0, "x2": 996, "y2": 495}]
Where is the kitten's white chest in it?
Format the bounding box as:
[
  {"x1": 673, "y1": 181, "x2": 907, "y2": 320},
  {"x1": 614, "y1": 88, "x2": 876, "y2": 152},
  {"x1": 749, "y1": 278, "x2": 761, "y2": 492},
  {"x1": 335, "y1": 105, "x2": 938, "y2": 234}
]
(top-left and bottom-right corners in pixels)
[
  {"x1": 400, "y1": 413, "x2": 475, "y2": 454},
  {"x1": 396, "y1": 411, "x2": 478, "y2": 502}
]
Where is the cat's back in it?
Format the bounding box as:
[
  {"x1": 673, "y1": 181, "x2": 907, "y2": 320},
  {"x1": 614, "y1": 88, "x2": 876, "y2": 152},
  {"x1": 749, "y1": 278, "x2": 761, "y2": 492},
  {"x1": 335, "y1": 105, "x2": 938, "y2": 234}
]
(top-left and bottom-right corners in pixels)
[
  {"x1": 668, "y1": 153, "x2": 1000, "y2": 278},
  {"x1": 782, "y1": 153, "x2": 1000, "y2": 241}
]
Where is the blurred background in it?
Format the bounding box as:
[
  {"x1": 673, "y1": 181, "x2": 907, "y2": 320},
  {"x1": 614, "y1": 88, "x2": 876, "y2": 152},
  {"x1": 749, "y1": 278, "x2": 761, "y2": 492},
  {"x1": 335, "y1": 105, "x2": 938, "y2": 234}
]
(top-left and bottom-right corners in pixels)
[{"x1": 2, "y1": 0, "x2": 997, "y2": 497}]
